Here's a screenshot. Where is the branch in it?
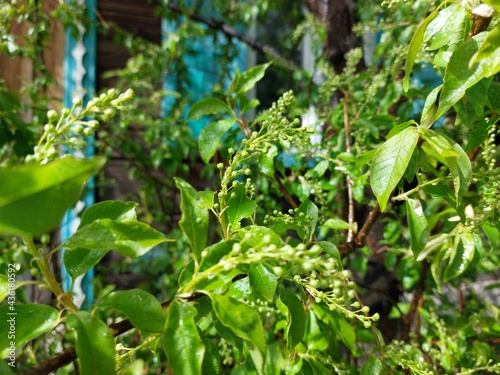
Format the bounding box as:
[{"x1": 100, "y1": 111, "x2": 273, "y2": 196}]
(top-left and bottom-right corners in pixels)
[
  {"x1": 165, "y1": 3, "x2": 299, "y2": 70},
  {"x1": 343, "y1": 93, "x2": 355, "y2": 243}
]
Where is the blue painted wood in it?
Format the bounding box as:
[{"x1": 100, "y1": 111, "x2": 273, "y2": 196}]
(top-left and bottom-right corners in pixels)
[
  {"x1": 162, "y1": 17, "x2": 247, "y2": 138},
  {"x1": 61, "y1": 0, "x2": 97, "y2": 310}
]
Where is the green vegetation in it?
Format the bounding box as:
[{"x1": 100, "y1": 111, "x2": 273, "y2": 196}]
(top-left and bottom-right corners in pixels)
[{"x1": 1, "y1": 0, "x2": 499, "y2": 374}]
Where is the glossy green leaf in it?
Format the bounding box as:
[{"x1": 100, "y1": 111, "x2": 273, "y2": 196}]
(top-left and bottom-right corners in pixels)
[
  {"x1": 234, "y1": 63, "x2": 271, "y2": 95},
  {"x1": 199, "y1": 119, "x2": 235, "y2": 164},
  {"x1": 199, "y1": 240, "x2": 235, "y2": 271},
  {"x1": 199, "y1": 328, "x2": 220, "y2": 375},
  {"x1": 317, "y1": 241, "x2": 341, "y2": 267},
  {"x1": 437, "y1": 32, "x2": 500, "y2": 118},
  {"x1": 406, "y1": 198, "x2": 430, "y2": 257},
  {"x1": 64, "y1": 201, "x2": 138, "y2": 278},
  {"x1": 0, "y1": 156, "x2": 105, "y2": 236},
  {"x1": 466, "y1": 77, "x2": 493, "y2": 116},
  {"x1": 225, "y1": 185, "x2": 256, "y2": 231},
  {"x1": 210, "y1": 294, "x2": 266, "y2": 355},
  {"x1": 370, "y1": 127, "x2": 419, "y2": 212},
  {"x1": 175, "y1": 178, "x2": 208, "y2": 263},
  {"x1": 79, "y1": 201, "x2": 138, "y2": 225},
  {"x1": 164, "y1": 300, "x2": 205, "y2": 375},
  {"x1": 444, "y1": 231, "x2": 475, "y2": 281},
  {"x1": 239, "y1": 225, "x2": 282, "y2": 250},
  {"x1": 430, "y1": 243, "x2": 449, "y2": 293},
  {"x1": 213, "y1": 317, "x2": 244, "y2": 352},
  {"x1": 472, "y1": 24, "x2": 500, "y2": 64},
  {"x1": 386, "y1": 120, "x2": 417, "y2": 139},
  {"x1": 187, "y1": 98, "x2": 231, "y2": 121},
  {"x1": 249, "y1": 264, "x2": 278, "y2": 302},
  {"x1": 421, "y1": 85, "x2": 441, "y2": 127},
  {"x1": 403, "y1": 4, "x2": 444, "y2": 91},
  {"x1": 425, "y1": 4, "x2": 467, "y2": 51},
  {"x1": 279, "y1": 287, "x2": 306, "y2": 350},
  {"x1": 99, "y1": 289, "x2": 165, "y2": 333},
  {"x1": 465, "y1": 118, "x2": 494, "y2": 153},
  {"x1": 422, "y1": 129, "x2": 472, "y2": 206},
  {"x1": 63, "y1": 219, "x2": 168, "y2": 257},
  {"x1": 0, "y1": 304, "x2": 58, "y2": 357},
  {"x1": 64, "y1": 249, "x2": 107, "y2": 280},
  {"x1": 361, "y1": 357, "x2": 387, "y2": 375},
  {"x1": 66, "y1": 311, "x2": 115, "y2": 375},
  {"x1": 321, "y1": 218, "x2": 353, "y2": 230}
]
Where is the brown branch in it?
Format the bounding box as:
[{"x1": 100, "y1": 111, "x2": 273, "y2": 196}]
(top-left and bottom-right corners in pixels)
[
  {"x1": 401, "y1": 262, "x2": 428, "y2": 342},
  {"x1": 273, "y1": 171, "x2": 299, "y2": 209},
  {"x1": 165, "y1": 3, "x2": 298, "y2": 70}
]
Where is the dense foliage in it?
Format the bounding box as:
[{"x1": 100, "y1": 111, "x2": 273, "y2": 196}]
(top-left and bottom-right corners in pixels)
[{"x1": 0, "y1": 0, "x2": 499, "y2": 374}]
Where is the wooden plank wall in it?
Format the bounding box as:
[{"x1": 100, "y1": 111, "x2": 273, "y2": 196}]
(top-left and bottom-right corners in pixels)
[
  {"x1": 0, "y1": 0, "x2": 65, "y2": 114},
  {"x1": 95, "y1": 0, "x2": 162, "y2": 203}
]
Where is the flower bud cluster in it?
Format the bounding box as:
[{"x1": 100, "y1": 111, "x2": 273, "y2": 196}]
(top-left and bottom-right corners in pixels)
[{"x1": 27, "y1": 89, "x2": 134, "y2": 164}]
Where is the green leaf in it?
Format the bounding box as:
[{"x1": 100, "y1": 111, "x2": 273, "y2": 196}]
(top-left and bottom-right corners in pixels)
[
  {"x1": 422, "y1": 129, "x2": 472, "y2": 206},
  {"x1": 370, "y1": 127, "x2": 419, "y2": 212},
  {"x1": 279, "y1": 287, "x2": 306, "y2": 350},
  {"x1": 63, "y1": 219, "x2": 169, "y2": 257},
  {"x1": 424, "y1": 4, "x2": 467, "y2": 51},
  {"x1": 210, "y1": 294, "x2": 266, "y2": 355},
  {"x1": 187, "y1": 98, "x2": 231, "y2": 121},
  {"x1": 465, "y1": 118, "x2": 494, "y2": 153},
  {"x1": 421, "y1": 85, "x2": 441, "y2": 127},
  {"x1": 0, "y1": 304, "x2": 59, "y2": 357},
  {"x1": 386, "y1": 120, "x2": 417, "y2": 139},
  {"x1": 225, "y1": 185, "x2": 256, "y2": 232},
  {"x1": 175, "y1": 178, "x2": 209, "y2": 263},
  {"x1": 437, "y1": 32, "x2": 500, "y2": 118},
  {"x1": 164, "y1": 300, "x2": 205, "y2": 375},
  {"x1": 199, "y1": 240, "x2": 235, "y2": 271},
  {"x1": 64, "y1": 249, "x2": 108, "y2": 280},
  {"x1": 99, "y1": 289, "x2": 165, "y2": 333},
  {"x1": 234, "y1": 63, "x2": 271, "y2": 95},
  {"x1": 466, "y1": 77, "x2": 493, "y2": 116},
  {"x1": 406, "y1": 198, "x2": 430, "y2": 257},
  {"x1": 249, "y1": 264, "x2": 278, "y2": 302},
  {"x1": 361, "y1": 357, "x2": 388, "y2": 375},
  {"x1": 321, "y1": 218, "x2": 353, "y2": 230},
  {"x1": 0, "y1": 156, "x2": 105, "y2": 236},
  {"x1": 79, "y1": 201, "x2": 137, "y2": 225},
  {"x1": 444, "y1": 231, "x2": 475, "y2": 281},
  {"x1": 472, "y1": 24, "x2": 500, "y2": 64},
  {"x1": 198, "y1": 119, "x2": 235, "y2": 164},
  {"x1": 403, "y1": 4, "x2": 444, "y2": 91},
  {"x1": 66, "y1": 311, "x2": 115, "y2": 375},
  {"x1": 317, "y1": 241, "x2": 341, "y2": 267},
  {"x1": 213, "y1": 317, "x2": 244, "y2": 352},
  {"x1": 239, "y1": 225, "x2": 282, "y2": 250},
  {"x1": 0, "y1": 275, "x2": 9, "y2": 303},
  {"x1": 199, "y1": 328, "x2": 220, "y2": 375},
  {"x1": 63, "y1": 201, "x2": 138, "y2": 278}
]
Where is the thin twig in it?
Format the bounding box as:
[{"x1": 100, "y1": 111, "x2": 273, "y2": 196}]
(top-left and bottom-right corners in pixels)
[
  {"x1": 343, "y1": 93, "x2": 355, "y2": 244},
  {"x1": 402, "y1": 262, "x2": 428, "y2": 342},
  {"x1": 273, "y1": 171, "x2": 299, "y2": 209}
]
